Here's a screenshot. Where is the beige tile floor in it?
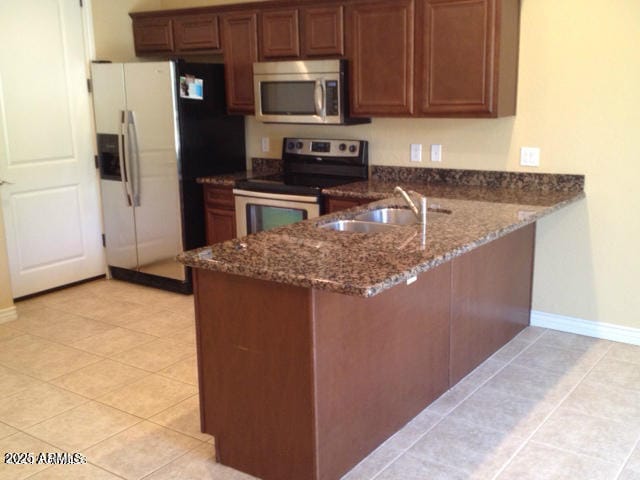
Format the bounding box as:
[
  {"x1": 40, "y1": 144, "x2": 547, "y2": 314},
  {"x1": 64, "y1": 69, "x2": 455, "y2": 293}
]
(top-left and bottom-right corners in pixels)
[{"x1": 0, "y1": 279, "x2": 638, "y2": 479}]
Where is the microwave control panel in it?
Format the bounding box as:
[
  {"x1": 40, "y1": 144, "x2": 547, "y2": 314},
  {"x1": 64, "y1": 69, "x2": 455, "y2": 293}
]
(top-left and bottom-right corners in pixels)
[{"x1": 325, "y1": 80, "x2": 339, "y2": 116}]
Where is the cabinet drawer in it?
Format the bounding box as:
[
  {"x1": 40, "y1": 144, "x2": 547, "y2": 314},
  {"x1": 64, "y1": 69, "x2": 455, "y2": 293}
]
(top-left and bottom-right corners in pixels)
[{"x1": 204, "y1": 185, "x2": 234, "y2": 208}]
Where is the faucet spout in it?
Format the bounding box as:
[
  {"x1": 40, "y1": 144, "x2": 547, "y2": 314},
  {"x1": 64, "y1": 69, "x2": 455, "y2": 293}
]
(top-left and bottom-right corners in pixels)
[{"x1": 394, "y1": 186, "x2": 427, "y2": 225}]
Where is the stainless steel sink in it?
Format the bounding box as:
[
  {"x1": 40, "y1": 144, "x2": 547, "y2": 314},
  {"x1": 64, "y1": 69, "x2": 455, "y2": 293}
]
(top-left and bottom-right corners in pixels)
[
  {"x1": 354, "y1": 207, "x2": 418, "y2": 225},
  {"x1": 318, "y1": 220, "x2": 399, "y2": 233}
]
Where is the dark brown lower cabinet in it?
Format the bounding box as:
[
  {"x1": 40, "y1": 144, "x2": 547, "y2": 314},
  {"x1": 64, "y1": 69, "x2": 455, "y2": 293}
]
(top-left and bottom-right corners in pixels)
[
  {"x1": 192, "y1": 223, "x2": 535, "y2": 479},
  {"x1": 203, "y1": 185, "x2": 236, "y2": 244},
  {"x1": 323, "y1": 195, "x2": 372, "y2": 213}
]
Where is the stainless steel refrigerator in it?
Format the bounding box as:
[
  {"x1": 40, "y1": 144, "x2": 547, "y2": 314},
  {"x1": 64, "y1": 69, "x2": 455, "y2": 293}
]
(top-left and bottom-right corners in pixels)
[{"x1": 91, "y1": 61, "x2": 245, "y2": 293}]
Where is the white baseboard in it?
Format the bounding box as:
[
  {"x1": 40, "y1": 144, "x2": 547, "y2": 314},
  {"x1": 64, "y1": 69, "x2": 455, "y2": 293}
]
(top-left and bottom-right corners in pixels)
[
  {"x1": 531, "y1": 310, "x2": 640, "y2": 346},
  {"x1": 0, "y1": 306, "x2": 17, "y2": 324}
]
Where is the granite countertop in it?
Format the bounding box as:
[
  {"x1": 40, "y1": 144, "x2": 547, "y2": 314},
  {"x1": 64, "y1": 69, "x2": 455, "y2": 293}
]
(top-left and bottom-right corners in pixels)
[
  {"x1": 179, "y1": 178, "x2": 585, "y2": 297},
  {"x1": 323, "y1": 180, "x2": 582, "y2": 207},
  {"x1": 197, "y1": 170, "x2": 275, "y2": 187},
  {"x1": 197, "y1": 158, "x2": 283, "y2": 186}
]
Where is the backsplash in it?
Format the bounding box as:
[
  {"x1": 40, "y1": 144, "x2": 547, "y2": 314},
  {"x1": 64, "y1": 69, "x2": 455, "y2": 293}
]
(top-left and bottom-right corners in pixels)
[
  {"x1": 372, "y1": 166, "x2": 585, "y2": 192},
  {"x1": 251, "y1": 157, "x2": 282, "y2": 174}
]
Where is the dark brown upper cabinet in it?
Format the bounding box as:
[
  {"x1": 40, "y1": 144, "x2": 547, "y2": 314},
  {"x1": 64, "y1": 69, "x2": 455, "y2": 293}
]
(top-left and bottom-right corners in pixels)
[
  {"x1": 132, "y1": 17, "x2": 174, "y2": 54},
  {"x1": 416, "y1": 0, "x2": 519, "y2": 117},
  {"x1": 221, "y1": 11, "x2": 258, "y2": 114},
  {"x1": 347, "y1": 0, "x2": 415, "y2": 116},
  {"x1": 302, "y1": 5, "x2": 344, "y2": 57},
  {"x1": 130, "y1": 0, "x2": 519, "y2": 118},
  {"x1": 174, "y1": 14, "x2": 221, "y2": 53},
  {"x1": 260, "y1": 9, "x2": 300, "y2": 59}
]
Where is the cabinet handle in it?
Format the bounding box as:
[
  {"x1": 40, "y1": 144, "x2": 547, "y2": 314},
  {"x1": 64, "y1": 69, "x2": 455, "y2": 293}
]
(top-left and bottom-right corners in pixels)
[
  {"x1": 119, "y1": 110, "x2": 132, "y2": 206},
  {"x1": 127, "y1": 110, "x2": 141, "y2": 207}
]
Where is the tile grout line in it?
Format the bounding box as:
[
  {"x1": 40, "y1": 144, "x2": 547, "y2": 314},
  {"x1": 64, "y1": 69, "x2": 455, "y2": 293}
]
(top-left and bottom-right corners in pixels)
[
  {"x1": 19, "y1": 415, "x2": 208, "y2": 479},
  {"x1": 612, "y1": 430, "x2": 640, "y2": 479},
  {"x1": 138, "y1": 439, "x2": 212, "y2": 480},
  {"x1": 489, "y1": 340, "x2": 615, "y2": 480},
  {"x1": 363, "y1": 331, "x2": 538, "y2": 480}
]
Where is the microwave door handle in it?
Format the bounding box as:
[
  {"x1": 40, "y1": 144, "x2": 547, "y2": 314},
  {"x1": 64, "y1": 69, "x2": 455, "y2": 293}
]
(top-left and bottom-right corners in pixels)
[{"x1": 314, "y1": 80, "x2": 326, "y2": 121}]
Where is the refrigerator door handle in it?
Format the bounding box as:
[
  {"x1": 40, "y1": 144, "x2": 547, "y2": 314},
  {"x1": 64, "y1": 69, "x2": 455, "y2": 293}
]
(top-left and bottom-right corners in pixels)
[
  {"x1": 128, "y1": 110, "x2": 141, "y2": 207},
  {"x1": 118, "y1": 110, "x2": 132, "y2": 207}
]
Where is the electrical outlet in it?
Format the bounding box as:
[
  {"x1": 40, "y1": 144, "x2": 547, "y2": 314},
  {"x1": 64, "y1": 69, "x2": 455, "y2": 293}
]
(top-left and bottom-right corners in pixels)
[
  {"x1": 261, "y1": 137, "x2": 270, "y2": 153},
  {"x1": 431, "y1": 144, "x2": 442, "y2": 162},
  {"x1": 520, "y1": 147, "x2": 540, "y2": 167},
  {"x1": 410, "y1": 144, "x2": 422, "y2": 162}
]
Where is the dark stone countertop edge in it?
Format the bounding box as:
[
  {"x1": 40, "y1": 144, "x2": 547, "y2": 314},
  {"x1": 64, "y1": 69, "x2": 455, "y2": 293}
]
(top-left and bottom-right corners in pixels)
[{"x1": 178, "y1": 190, "x2": 585, "y2": 298}]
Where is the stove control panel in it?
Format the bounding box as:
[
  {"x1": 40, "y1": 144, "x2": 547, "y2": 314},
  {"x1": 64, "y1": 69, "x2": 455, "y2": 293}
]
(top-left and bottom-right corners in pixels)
[{"x1": 284, "y1": 138, "x2": 363, "y2": 158}]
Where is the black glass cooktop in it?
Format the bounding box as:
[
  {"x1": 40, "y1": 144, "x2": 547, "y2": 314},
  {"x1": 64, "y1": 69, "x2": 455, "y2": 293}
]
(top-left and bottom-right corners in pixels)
[{"x1": 235, "y1": 173, "x2": 358, "y2": 196}]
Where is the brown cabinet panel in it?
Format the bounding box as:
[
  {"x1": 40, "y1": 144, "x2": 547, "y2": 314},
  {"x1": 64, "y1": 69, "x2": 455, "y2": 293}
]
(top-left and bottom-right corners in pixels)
[
  {"x1": 222, "y1": 12, "x2": 258, "y2": 114},
  {"x1": 347, "y1": 0, "x2": 415, "y2": 116},
  {"x1": 194, "y1": 261, "x2": 451, "y2": 479},
  {"x1": 302, "y1": 5, "x2": 344, "y2": 57},
  {"x1": 205, "y1": 208, "x2": 236, "y2": 244},
  {"x1": 314, "y1": 263, "x2": 450, "y2": 479},
  {"x1": 174, "y1": 14, "x2": 221, "y2": 52},
  {"x1": 450, "y1": 223, "x2": 534, "y2": 384},
  {"x1": 416, "y1": 0, "x2": 519, "y2": 117},
  {"x1": 417, "y1": 0, "x2": 495, "y2": 115},
  {"x1": 204, "y1": 185, "x2": 236, "y2": 244},
  {"x1": 204, "y1": 184, "x2": 234, "y2": 207},
  {"x1": 260, "y1": 9, "x2": 300, "y2": 59},
  {"x1": 132, "y1": 17, "x2": 174, "y2": 54},
  {"x1": 324, "y1": 195, "x2": 371, "y2": 213}
]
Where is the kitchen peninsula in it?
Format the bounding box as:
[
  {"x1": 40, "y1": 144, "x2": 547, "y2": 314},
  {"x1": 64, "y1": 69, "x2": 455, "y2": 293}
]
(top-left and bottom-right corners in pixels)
[{"x1": 178, "y1": 170, "x2": 584, "y2": 480}]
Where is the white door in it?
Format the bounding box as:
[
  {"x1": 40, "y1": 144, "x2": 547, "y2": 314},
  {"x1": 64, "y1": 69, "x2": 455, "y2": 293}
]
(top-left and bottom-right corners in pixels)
[{"x1": 0, "y1": 0, "x2": 105, "y2": 297}]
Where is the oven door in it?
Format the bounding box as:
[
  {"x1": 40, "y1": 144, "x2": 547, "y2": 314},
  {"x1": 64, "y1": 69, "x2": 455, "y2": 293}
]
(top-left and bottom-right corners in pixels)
[{"x1": 233, "y1": 189, "x2": 321, "y2": 237}]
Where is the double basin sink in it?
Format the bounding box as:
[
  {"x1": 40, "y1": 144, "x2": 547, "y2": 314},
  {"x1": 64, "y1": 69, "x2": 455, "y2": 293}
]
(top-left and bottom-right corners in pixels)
[{"x1": 319, "y1": 207, "x2": 421, "y2": 234}]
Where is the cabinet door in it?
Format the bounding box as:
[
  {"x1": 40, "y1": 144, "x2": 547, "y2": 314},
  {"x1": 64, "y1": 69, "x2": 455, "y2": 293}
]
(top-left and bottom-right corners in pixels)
[
  {"x1": 347, "y1": 0, "x2": 414, "y2": 116},
  {"x1": 204, "y1": 185, "x2": 236, "y2": 244},
  {"x1": 417, "y1": 0, "x2": 496, "y2": 115},
  {"x1": 221, "y1": 12, "x2": 258, "y2": 114},
  {"x1": 260, "y1": 9, "x2": 300, "y2": 59},
  {"x1": 205, "y1": 207, "x2": 236, "y2": 244},
  {"x1": 174, "y1": 14, "x2": 221, "y2": 52},
  {"x1": 132, "y1": 17, "x2": 174, "y2": 54},
  {"x1": 302, "y1": 5, "x2": 344, "y2": 57}
]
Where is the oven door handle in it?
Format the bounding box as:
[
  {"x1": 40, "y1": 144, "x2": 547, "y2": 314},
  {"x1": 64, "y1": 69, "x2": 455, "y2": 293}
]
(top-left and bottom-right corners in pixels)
[{"x1": 233, "y1": 189, "x2": 319, "y2": 204}]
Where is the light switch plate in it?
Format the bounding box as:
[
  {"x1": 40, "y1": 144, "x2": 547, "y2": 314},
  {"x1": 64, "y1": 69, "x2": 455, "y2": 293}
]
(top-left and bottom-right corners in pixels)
[
  {"x1": 261, "y1": 137, "x2": 270, "y2": 153},
  {"x1": 520, "y1": 147, "x2": 540, "y2": 167},
  {"x1": 410, "y1": 144, "x2": 422, "y2": 162},
  {"x1": 431, "y1": 144, "x2": 442, "y2": 162}
]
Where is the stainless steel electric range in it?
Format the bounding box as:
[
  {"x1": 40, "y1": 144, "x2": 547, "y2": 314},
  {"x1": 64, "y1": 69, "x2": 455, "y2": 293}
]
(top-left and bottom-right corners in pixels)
[{"x1": 233, "y1": 137, "x2": 368, "y2": 237}]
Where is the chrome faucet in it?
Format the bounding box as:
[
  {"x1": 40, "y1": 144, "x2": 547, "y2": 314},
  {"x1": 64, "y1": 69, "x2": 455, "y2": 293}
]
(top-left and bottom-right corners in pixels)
[{"x1": 394, "y1": 186, "x2": 427, "y2": 225}]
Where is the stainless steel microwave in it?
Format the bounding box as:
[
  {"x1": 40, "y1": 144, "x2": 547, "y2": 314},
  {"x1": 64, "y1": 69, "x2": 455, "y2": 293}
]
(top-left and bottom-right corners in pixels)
[{"x1": 253, "y1": 59, "x2": 370, "y2": 125}]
